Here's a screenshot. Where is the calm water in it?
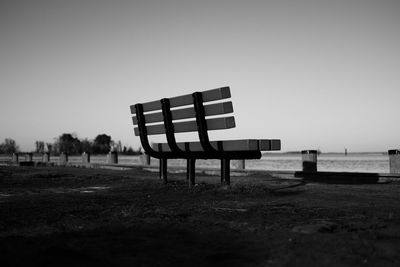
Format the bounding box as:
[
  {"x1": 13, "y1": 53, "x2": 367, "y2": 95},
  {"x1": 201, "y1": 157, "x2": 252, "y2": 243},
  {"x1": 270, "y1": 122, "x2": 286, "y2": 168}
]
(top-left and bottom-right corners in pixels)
[
  {"x1": 148, "y1": 153, "x2": 390, "y2": 173},
  {"x1": 0, "y1": 153, "x2": 390, "y2": 173},
  {"x1": 255, "y1": 153, "x2": 389, "y2": 173}
]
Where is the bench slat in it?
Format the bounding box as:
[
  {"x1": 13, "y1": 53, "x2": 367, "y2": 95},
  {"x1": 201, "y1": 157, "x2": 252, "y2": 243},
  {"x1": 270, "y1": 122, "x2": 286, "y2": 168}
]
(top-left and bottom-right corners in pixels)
[
  {"x1": 130, "y1": 86, "x2": 231, "y2": 114},
  {"x1": 134, "y1": 116, "x2": 235, "y2": 136},
  {"x1": 152, "y1": 139, "x2": 281, "y2": 152},
  {"x1": 132, "y1": 102, "x2": 233, "y2": 125}
]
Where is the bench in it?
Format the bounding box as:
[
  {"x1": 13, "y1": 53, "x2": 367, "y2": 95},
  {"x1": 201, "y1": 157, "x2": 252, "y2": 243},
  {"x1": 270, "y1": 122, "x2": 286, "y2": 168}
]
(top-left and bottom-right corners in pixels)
[{"x1": 130, "y1": 86, "x2": 281, "y2": 186}]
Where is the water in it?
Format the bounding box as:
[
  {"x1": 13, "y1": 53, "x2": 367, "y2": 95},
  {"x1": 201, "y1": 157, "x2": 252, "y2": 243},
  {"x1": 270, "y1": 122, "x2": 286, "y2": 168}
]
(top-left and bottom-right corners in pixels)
[
  {"x1": 0, "y1": 153, "x2": 391, "y2": 173},
  {"x1": 256, "y1": 153, "x2": 389, "y2": 173},
  {"x1": 56, "y1": 153, "x2": 392, "y2": 173},
  {"x1": 167, "y1": 153, "x2": 389, "y2": 173}
]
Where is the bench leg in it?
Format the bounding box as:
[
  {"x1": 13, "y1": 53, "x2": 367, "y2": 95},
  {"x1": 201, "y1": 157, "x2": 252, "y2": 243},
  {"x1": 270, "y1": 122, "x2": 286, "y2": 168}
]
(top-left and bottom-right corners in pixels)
[
  {"x1": 160, "y1": 158, "x2": 168, "y2": 184},
  {"x1": 221, "y1": 159, "x2": 230, "y2": 186},
  {"x1": 187, "y1": 158, "x2": 196, "y2": 188}
]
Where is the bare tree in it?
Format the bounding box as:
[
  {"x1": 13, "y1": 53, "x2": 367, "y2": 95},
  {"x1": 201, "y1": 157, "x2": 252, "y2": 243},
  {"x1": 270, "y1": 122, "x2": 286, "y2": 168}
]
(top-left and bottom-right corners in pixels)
[
  {"x1": 35, "y1": 141, "x2": 45, "y2": 153},
  {"x1": 0, "y1": 138, "x2": 19, "y2": 154}
]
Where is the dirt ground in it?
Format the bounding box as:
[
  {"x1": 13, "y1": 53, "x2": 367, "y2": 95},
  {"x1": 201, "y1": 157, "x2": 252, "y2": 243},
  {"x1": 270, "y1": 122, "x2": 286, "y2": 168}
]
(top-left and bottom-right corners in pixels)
[{"x1": 0, "y1": 166, "x2": 400, "y2": 267}]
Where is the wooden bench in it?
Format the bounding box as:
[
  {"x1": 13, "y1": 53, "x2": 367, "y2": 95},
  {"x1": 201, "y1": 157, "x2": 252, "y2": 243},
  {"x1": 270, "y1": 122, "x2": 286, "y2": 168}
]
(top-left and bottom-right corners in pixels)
[{"x1": 130, "y1": 86, "x2": 281, "y2": 186}]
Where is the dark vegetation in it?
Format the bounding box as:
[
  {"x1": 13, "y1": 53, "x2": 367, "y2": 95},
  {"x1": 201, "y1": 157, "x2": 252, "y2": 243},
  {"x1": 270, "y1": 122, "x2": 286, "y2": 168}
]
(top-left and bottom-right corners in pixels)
[{"x1": 0, "y1": 138, "x2": 19, "y2": 154}]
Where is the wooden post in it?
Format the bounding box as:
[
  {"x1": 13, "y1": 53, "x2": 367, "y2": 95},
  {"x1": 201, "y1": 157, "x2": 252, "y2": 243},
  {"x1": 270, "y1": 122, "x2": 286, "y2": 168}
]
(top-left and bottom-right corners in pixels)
[
  {"x1": 302, "y1": 150, "x2": 317, "y2": 172},
  {"x1": 12, "y1": 153, "x2": 19, "y2": 163},
  {"x1": 42, "y1": 152, "x2": 50, "y2": 162},
  {"x1": 107, "y1": 151, "x2": 118, "y2": 164},
  {"x1": 82, "y1": 152, "x2": 90, "y2": 165},
  {"x1": 140, "y1": 153, "x2": 151, "y2": 165},
  {"x1": 236, "y1": 159, "x2": 245, "y2": 170},
  {"x1": 389, "y1": 149, "x2": 400, "y2": 174},
  {"x1": 186, "y1": 159, "x2": 190, "y2": 181},
  {"x1": 59, "y1": 152, "x2": 68, "y2": 166},
  {"x1": 25, "y1": 153, "x2": 33, "y2": 161}
]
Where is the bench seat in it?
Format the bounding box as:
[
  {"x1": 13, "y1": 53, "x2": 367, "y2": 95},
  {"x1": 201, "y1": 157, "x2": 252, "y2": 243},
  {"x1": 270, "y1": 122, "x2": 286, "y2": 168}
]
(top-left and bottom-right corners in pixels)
[{"x1": 152, "y1": 139, "x2": 281, "y2": 152}]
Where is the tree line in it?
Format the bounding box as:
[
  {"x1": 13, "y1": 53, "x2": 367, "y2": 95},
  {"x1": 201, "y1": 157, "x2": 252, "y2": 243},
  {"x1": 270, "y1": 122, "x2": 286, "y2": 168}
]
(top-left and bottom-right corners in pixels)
[{"x1": 0, "y1": 134, "x2": 141, "y2": 155}]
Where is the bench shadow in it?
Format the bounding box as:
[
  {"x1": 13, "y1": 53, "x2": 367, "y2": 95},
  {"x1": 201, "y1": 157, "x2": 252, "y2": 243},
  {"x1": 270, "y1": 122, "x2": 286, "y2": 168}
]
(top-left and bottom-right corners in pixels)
[{"x1": 294, "y1": 171, "x2": 380, "y2": 184}]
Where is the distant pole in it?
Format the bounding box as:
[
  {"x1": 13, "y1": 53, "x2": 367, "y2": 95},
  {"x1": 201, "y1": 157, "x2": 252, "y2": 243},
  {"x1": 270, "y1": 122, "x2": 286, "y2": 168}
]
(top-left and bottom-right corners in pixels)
[
  {"x1": 12, "y1": 153, "x2": 19, "y2": 163},
  {"x1": 42, "y1": 152, "x2": 50, "y2": 162},
  {"x1": 140, "y1": 153, "x2": 151, "y2": 166},
  {"x1": 237, "y1": 159, "x2": 245, "y2": 170},
  {"x1": 59, "y1": 152, "x2": 68, "y2": 166},
  {"x1": 301, "y1": 150, "x2": 318, "y2": 172},
  {"x1": 107, "y1": 151, "x2": 118, "y2": 164},
  {"x1": 345, "y1": 148, "x2": 348, "y2": 156},
  {"x1": 388, "y1": 149, "x2": 400, "y2": 174},
  {"x1": 82, "y1": 152, "x2": 90, "y2": 165},
  {"x1": 25, "y1": 153, "x2": 33, "y2": 162}
]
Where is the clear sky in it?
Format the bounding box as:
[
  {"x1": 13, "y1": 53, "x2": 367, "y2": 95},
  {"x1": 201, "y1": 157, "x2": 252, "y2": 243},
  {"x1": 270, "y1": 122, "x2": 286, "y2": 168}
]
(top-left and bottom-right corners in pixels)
[{"x1": 1, "y1": 0, "x2": 399, "y2": 153}]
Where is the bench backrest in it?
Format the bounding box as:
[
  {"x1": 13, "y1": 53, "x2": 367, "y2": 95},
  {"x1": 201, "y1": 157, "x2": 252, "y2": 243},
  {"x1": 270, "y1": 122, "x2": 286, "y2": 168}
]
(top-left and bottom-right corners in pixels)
[{"x1": 130, "y1": 86, "x2": 235, "y2": 136}]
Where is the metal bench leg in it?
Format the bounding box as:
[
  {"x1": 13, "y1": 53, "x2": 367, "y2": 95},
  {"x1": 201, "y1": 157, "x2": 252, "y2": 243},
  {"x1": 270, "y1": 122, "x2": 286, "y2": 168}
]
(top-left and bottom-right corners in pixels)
[
  {"x1": 160, "y1": 158, "x2": 167, "y2": 184},
  {"x1": 221, "y1": 159, "x2": 230, "y2": 186},
  {"x1": 187, "y1": 158, "x2": 196, "y2": 188},
  {"x1": 186, "y1": 159, "x2": 190, "y2": 181}
]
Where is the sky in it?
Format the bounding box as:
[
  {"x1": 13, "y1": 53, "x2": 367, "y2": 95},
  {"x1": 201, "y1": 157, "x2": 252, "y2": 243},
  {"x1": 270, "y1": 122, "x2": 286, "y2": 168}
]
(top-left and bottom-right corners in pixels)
[{"x1": 0, "y1": 0, "x2": 399, "y2": 153}]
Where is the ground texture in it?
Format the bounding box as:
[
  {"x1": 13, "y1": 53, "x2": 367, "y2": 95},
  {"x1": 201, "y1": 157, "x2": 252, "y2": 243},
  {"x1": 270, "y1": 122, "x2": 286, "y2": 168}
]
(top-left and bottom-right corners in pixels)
[{"x1": 1, "y1": 166, "x2": 400, "y2": 266}]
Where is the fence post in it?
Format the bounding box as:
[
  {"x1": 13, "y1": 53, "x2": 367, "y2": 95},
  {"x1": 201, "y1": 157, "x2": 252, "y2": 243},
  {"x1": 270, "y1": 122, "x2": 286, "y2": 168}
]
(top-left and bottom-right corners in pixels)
[
  {"x1": 236, "y1": 159, "x2": 245, "y2": 170},
  {"x1": 25, "y1": 153, "x2": 33, "y2": 162},
  {"x1": 140, "y1": 153, "x2": 151, "y2": 165},
  {"x1": 12, "y1": 153, "x2": 19, "y2": 163},
  {"x1": 42, "y1": 152, "x2": 50, "y2": 163},
  {"x1": 59, "y1": 152, "x2": 68, "y2": 166},
  {"x1": 388, "y1": 149, "x2": 400, "y2": 174},
  {"x1": 107, "y1": 151, "x2": 118, "y2": 164},
  {"x1": 302, "y1": 150, "x2": 318, "y2": 172},
  {"x1": 82, "y1": 152, "x2": 90, "y2": 165}
]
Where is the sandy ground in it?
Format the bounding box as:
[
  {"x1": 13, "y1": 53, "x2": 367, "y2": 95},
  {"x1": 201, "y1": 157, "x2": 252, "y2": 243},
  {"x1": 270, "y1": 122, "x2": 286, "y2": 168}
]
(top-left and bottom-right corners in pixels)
[{"x1": 0, "y1": 165, "x2": 400, "y2": 267}]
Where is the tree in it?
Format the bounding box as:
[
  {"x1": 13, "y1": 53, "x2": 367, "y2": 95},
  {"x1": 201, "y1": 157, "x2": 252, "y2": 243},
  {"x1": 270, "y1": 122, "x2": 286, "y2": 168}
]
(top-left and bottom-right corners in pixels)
[
  {"x1": 0, "y1": 138, "x2": 19, "y2": 154},
  {"x1": 35, "y1": 141, "x2": 45, "y2": 153},
  {"x1": 46, "y1": 143, "x2": 53, "y2": 154},
  {"x1": 55, "y1": 133, "x2": 81, "y2": 154},
  {"x1": 125, "y1": 146, "x2": 134, "y2": 155},
  {"x1": 93, "y1": 134, "x2": 112, "y2": 154},
  {"x1": 80, "y1": 138, "x2": 93, "y2": 153},
  {"x1": 124, "y1": 146, "x2": 142, "y2": 155}
]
